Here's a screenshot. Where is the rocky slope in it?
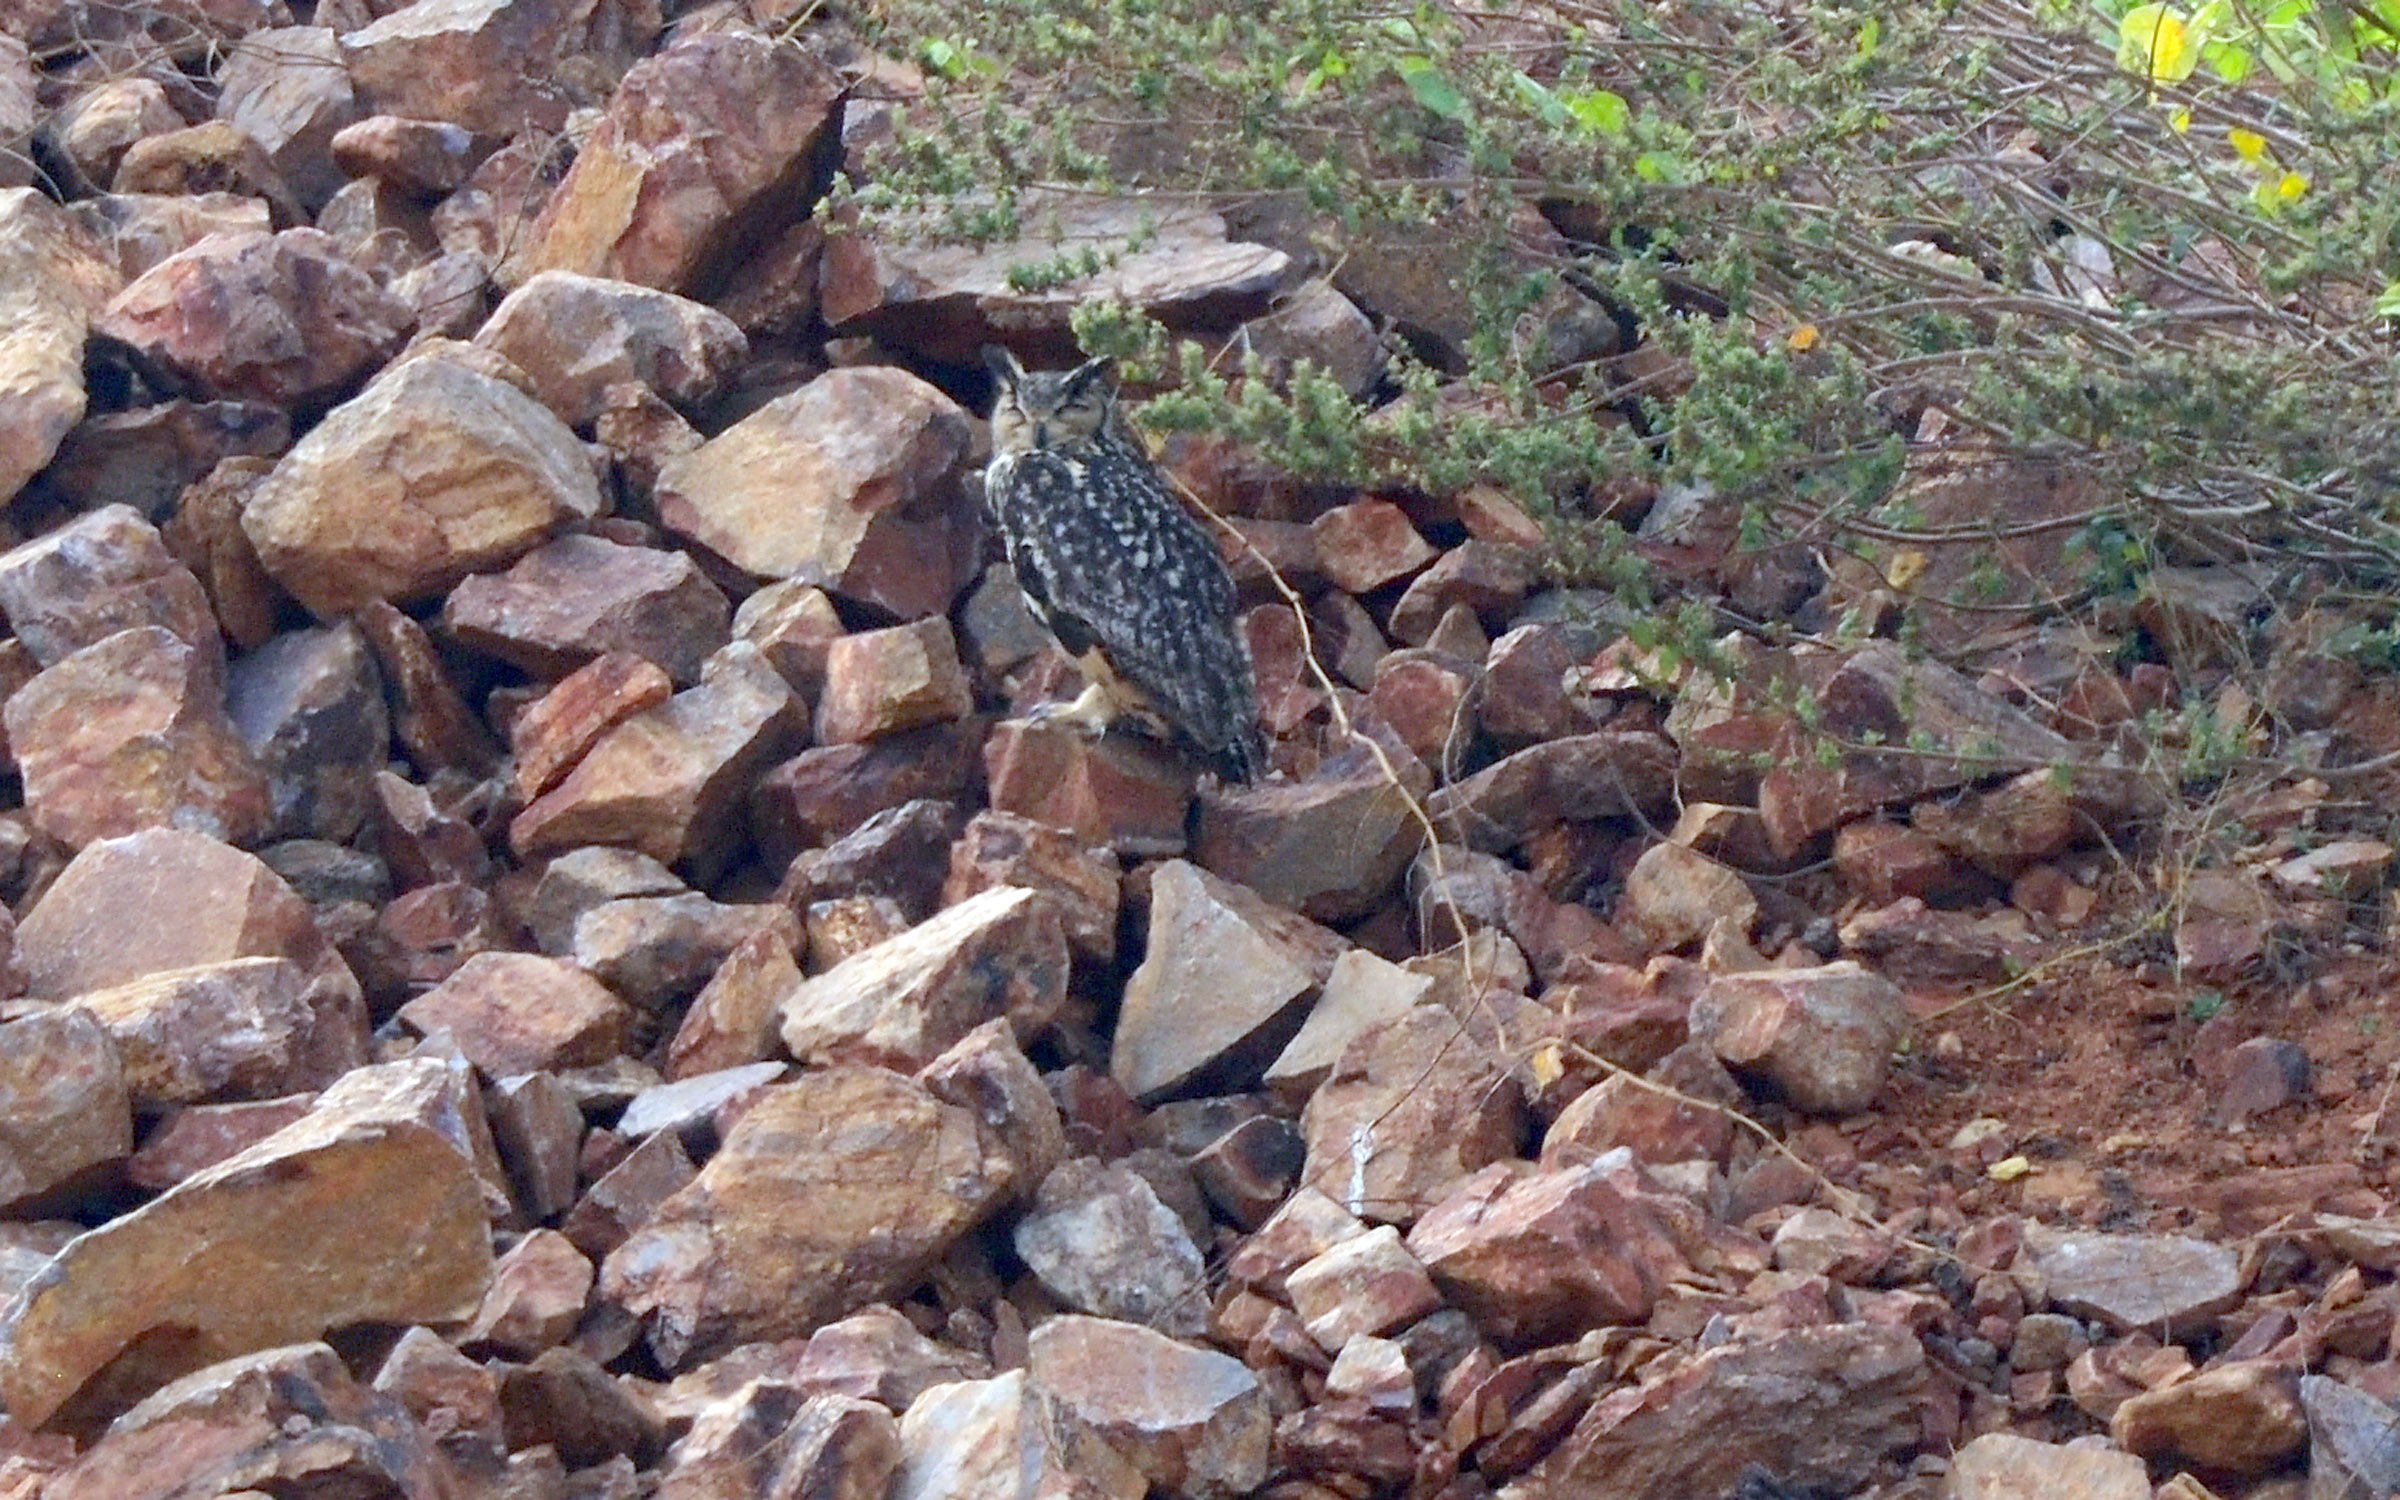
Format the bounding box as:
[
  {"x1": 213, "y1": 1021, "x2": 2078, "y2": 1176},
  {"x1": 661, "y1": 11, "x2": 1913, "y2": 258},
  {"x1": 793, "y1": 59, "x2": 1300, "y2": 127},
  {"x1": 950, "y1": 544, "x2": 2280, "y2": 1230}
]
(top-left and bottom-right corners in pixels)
[{"x1": 3, "y1": 4, "x2": 2400, "y2": 1499}]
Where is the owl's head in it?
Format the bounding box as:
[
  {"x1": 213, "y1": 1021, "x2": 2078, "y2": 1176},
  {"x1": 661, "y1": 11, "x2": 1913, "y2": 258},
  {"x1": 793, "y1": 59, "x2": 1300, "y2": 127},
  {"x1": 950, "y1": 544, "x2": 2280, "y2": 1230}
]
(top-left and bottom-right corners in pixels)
[{"x1": 985, "y1": 347, "x2": 1118, "y2": 456}]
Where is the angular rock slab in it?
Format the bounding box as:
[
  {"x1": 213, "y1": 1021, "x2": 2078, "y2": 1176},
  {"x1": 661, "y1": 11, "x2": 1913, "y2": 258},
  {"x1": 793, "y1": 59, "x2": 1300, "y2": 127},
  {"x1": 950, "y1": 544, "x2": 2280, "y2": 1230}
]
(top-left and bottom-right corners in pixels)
[
  {"x1": 17, "y1": 828, "x2": 368, "y2": 1086},
  {"x1": 1299, "y1": 1006, "x2": 1524, "y2": 1226},
  {"x1": 508, "y1": 30, "x2": 841, "y2": 293},
  {"x1": 1025, "y1": 1315, "x2": 1270, "y2": 1500},
  {"x1": 654, "y1": 365, "x2": 978, "y2": 621},
  {"x1": 342, "y1": 0, "x2": 660, "y2": 137},
  {"x1": 1687, "y1": 961, "x2": 1905, "y2": 1116},
  {"x1": 2027, "y1": 1229, "x2": 2242, "y2": 1338},
  {"x1": 1945, "y1": 1432, "x2": 2149, "y2": 1500},
  {"x1": 0, "y1": 1006, "x2": 131, "y2": 1211},
  {"x1": 823, "y1": 193, "x2": 1290, "y2": 365},
  {"x1": 1013, "y1": 1161, "x2": 1208, "y2": 1340},
  {"x1": 1112, "y1": 859, "x2": 1347, "y2": 1102},
  {"x1": 1407, "y1": 1157, "x2": 1706, "y2": 1344},
  {"x1": 7, "y1": 626, "x2": 273, "y2": 850},
  {"x1": 240, "y1": 354, "x2": 604, "y2": 618},
  {"x1": 2302, "y1": 1374, "x2": 2400, "y2": 1500},
  {"x1": 511, "y1": 642, "x2": 802, "y2": 880},
  {"x1": 1509, "y1": 1325, "x2": 1926, "y2": 1500},
  {"x1": 94, "y1": 227, "x2": 405, "y2": 411},
  {"x1": 601, "y1": 1067, "x2": 1012, "y2": 1368},
  {"x1": 891, "y1": 1370, "x2": 1145, "y2": 1500},
  {"x1": 0, "y1": 1061, "x2": 497, "y2": 1430},
  {"x1": 474, "y1": 269, "x2": 748, "y2": 427},
  {"x1": 0, "y1": 188, "x2": 122, "y2": 505},
  {"x1": 779, "y1": 884, "x2": 1068, "y2": 1070}
]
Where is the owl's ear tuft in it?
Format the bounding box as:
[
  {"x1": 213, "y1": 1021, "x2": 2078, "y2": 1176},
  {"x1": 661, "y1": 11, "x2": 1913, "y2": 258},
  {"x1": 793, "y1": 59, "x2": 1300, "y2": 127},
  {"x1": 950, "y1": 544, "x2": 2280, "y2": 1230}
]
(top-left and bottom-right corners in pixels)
[
  {"x1": 1064, "y1": 355, "x2": 1117, "y2": 398},
  {"x1": 982, "y1": 345, "x2": 1027, "y2": 386}
]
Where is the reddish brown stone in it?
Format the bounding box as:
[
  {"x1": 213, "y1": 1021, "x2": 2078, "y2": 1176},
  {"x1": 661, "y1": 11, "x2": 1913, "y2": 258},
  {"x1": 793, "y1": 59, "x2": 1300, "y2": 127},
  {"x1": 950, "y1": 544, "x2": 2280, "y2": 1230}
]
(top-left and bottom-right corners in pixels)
[
  {"x1": 985, "y1": 721, "x2": 1193, "y2": 856},
  {"x1": 443, "y1": 533, "x2": 732, "y2": 687},
  {"x1": 509, "y1": 651, "x2": 676, "y2": 805}
]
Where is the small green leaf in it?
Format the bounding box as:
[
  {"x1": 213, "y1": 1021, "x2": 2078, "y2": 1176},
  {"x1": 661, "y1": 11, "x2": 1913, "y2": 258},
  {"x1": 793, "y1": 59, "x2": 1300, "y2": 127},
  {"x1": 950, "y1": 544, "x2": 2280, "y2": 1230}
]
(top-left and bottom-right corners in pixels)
[
  {"x1": 1855, "y1": 16, "x2": 1880, "y2": 53},
  {"x1": 918, "y1": 36, "x2": 964, "y2": 78},
  {"x1": 1511, "y1": 70, "x2": 1574, "y2": 127},
  {"x1": 1396, "y1": 56, "x2": 1468, "y2": 120},
  {"x1": 1562, "y1": 87, "x2": 1630, "y2": 135},
  {"x1": 2373, "y1": 282, "x2": 2400, "y2": 318}
]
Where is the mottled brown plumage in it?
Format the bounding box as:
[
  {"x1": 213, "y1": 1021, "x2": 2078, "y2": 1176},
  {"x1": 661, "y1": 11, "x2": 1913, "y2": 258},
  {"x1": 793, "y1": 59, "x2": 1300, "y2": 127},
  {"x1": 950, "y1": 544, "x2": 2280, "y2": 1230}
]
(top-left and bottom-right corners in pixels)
[{"x1": 982, "y1": 346, "x2": 1265, "y2": 781}]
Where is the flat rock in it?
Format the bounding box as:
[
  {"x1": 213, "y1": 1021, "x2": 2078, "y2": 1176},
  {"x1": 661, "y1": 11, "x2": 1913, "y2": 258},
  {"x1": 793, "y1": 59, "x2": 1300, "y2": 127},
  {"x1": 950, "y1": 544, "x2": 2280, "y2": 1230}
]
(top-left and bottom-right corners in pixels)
[
  {"x1": 667, "y1": 927, "x2": 799, "y2": 1079},
  {"x1": 125, "y1": 1095, "x2": 314, "y2": 1192},
  {"x1": 511, "y1": 642, "x2": 802, "y2": 880},
  {"x1": 50, "y1": 78, "x2": 183, "y2": 194},
  {"x1": 1508, "y1": 1324, "x2": 1927, "y2": 1500},
  {"x1": 788, "y1": 1304, "x2": 993, "y2": 1410},
  {"x1": 1265, "y1": 948, "x2": 1433, "y2": 1095},
  {"x1": 1687, "y1": 962, "x2": 1906, "y2": 1116},
  {"x1": 1283, "y1": 1223, "x2": 1443, "y2": 1353},
  {"x1": 0, "y1": 504, "x2": 222, "y2": 675},
  {"x1": 1539, "y1": 1040, "x2": 1744, "y2": 1170},
  {"x1": 816, "y1": 617, "x2": 977, "y2": 744},
  {"x1": 508, "y1": 30, "x2": 839, "y2": 291},
  {"x1": 943, "y1": 810, "x2": 1121, "y2": 967},
  {"x1": 0, "y1": 188, "x2": 122, "y2": 506},
  {"x1": 68, "y1": 194, "x2": 272, "y2": 290},
  {"x1": 600, "y1": 1067, "x2": 1012, "y2": 1368},
  {"x1": 824, "y1": 193, "x2": 1289, "y2": 364},
  {"x1": 1408, "y1": 1157, "x2": 1704, "y2": 1343},
  {"x1": 509, "y1": 651, "x2": 678, "y2": 804},
  {"x1": 241, "y1": 355, "x2": 604, "y2": 617},
  {"x1": 1310, "y1": 499, "x2": 1435, "y2": 595},
  {"x1": 16, "y1": 828, "x2": 368, "y2": 1086},
  {"x1": 1300, "y1": 1005, "x2": 1524, "y2": 1225},
  {"x1": 655, "y1": 365, "x2": 978, "y2": 620},
  {"x1": 889, "y1": 1369, "x2": 1145, "y2": 1500},
  {"x1": 1427, "y1": 731, "x2": 1677, "y2": 854},
  {"x1": 1945, "y1": 1432, "x2": 2149, "y2": 1500},
  {"x1": 2109, "y1": 1357, "x2": 2304, "y2": 1476},
  {"x1": 461, "y1": 1228, "x2": 593, "y2": 1359},
  {"x1": 1754, "y1": 641, "x2": 2085, "y2": 859},
  {"x1": 47, "y1": 1340, "x2": 456, "y2": 1500},
  {"x1": 921, "y1": 1019, "x2": 1068, "y2": 1208},
  {"x1": 0, "y1": 1058, "x2": 497, "y2": 1430},
  {"x1": 1193, "y1": 740, "x2": 1429, "y2": 923},
  {"x1": 752, "y1": 720, "x2": 987, "y2": 856},
  {"x1": 983, "y1": 720, "x2": 1193, "y2": 856},
  {"x1": 343, "y1": 0, "x2": 660, "y2": 137},
  {"x1": 1112, "y1": 859, "x2": 1347, "y2": 1102},
  {"x1": 443, "y1": 532, "x2": 731, "y2": 686},
  {"x1": 1025, "y1": 1315, "x2": 1270, "y2": 1500},
  {"x1": 330, "y1": 113, "x2": 483, "y2": 195},
  {"x1": 779, "y1": 885, "x2": 1068, "y2": 1070},
  {"x1": 71, "y1": 957, "x2": 322, "y2": 1110},
  {"x1": 215, "y1": 26, "x2": 356, "y2": 210},
  {"x1": 1617, "y1": 841, "x2": 1756, "y2": 953},
  {"x1": 475, "y1": 269, "x2": 748, "y2": 427},
  {"x1": 397, "y1": 950, "x2": 633, "y2": 1077},
  {"x1": 0, "y1": 1006, "x2": 130, "y2": 1211},
  {"x1": 6, "y1": 626, "x2": 272, "y2": 850},
  {"x1": 96, "y1": 228, "x2": 407, "y2": 411},
  {"x1": 1014, "y1": 1160, "x2": 1210, "y2": 1339},
  {"x1": 571, "y1": 892, "x2": 800, "y2": 1009},
  {"x1": 560, "y1": 1128, "x2": 693, "y2": 1262},
  {"x1": 112, "y1": 122, "x2": 301, "y2": 223},
  {"x1": 2028, "y1": 1229, "x2": 2242, "y2": 1337}
]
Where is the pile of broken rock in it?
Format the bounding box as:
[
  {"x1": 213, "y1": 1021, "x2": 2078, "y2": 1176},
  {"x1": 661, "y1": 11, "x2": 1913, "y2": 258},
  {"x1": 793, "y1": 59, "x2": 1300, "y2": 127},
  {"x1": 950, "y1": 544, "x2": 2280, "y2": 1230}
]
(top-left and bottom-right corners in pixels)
[{"x1": 3, "y1": 4, "x2": 2400, "y2": 1499}]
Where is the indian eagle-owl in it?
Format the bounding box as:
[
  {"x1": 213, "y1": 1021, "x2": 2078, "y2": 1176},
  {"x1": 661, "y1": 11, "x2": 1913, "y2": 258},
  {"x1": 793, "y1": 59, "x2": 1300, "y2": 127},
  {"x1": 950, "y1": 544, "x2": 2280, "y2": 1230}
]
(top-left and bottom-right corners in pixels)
[{"x1": 982, "y1": 347, "x2": 1265, "y2": 781}]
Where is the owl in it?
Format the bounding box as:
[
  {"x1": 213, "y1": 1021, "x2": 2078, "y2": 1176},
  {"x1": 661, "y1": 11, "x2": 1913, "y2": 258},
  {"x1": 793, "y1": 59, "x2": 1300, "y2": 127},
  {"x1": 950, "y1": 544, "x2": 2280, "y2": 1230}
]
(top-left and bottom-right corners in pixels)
[{"x1": 982, "y1": 346, "x2": 1266, "y2": 781}]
